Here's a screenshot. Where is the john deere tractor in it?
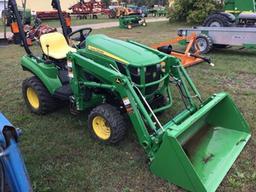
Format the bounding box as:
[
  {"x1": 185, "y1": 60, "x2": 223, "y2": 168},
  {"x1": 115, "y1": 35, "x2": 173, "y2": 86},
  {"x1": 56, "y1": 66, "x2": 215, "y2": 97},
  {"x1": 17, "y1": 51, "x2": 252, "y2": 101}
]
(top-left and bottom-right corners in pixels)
[
  {"x1": 9, "y1": 0, "x2": 251, "y2": 191},
  {"x1": 203, "y1": 0, "x2": 256, "y2": 27}
]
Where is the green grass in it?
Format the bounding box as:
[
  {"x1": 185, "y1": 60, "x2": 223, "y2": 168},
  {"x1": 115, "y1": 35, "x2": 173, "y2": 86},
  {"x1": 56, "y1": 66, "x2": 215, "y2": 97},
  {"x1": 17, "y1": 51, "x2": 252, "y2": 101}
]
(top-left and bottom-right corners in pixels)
[{"x1": 0, "y1": 21, "x2": 256, "y2": 192}]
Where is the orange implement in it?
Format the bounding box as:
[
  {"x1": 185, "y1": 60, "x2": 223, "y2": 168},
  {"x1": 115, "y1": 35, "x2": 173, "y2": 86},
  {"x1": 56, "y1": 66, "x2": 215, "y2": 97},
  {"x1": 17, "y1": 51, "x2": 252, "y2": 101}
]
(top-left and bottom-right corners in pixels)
[
  {"x1": 170, "y1": 51, "x2": 204, "y2": 67},
  {"x1": 151, "y1": 33, "x2": 205, "y2": 67},
  {"x1": 10, "y1": 22, "x2": 19, "y2": 33},
  {"x1": 65, "y1": 17, "x2": 72, "y2": 27}
]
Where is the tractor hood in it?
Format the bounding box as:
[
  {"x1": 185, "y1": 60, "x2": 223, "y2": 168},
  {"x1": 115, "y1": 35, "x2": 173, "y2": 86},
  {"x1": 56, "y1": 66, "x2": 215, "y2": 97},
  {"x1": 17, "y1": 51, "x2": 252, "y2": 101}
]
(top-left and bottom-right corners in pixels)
[{"x1": 85, "y1": 34, "x2": 162, "y2": 66}]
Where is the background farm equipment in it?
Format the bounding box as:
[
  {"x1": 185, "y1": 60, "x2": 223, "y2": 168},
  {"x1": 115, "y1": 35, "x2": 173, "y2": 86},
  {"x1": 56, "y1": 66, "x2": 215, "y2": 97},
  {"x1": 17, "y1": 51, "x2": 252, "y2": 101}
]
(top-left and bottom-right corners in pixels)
[
  {"x1": 24, "y1": 19, "x2": 57, "y2": 45},
  {"x1": 107, "y1": 6, "x2": 137, "y2": 18},
  {"x1": 119, "y1": 14, "x2": 147, "y2": 29},
  {"x1": 126, "y1": 5, "x2": 148, "y2": 17},
  {"x1": 1, "y1": 2, "x2": 31, "y2": 26},
  {"x1": 36, "y1": 10, "x2": 69, "y2": 20},
  {"x1": 8, "y1": 0, "x2": 251, "y2": 191},
  {"x1": 148, "y1": 5, "x2": 168, "y2": 17},
  {"x1": 106, "y1": 2, "x2": 148, "y2": 19},
  {"x1": 151, "y1": 33, "x2": 213, "y2": 67},
  {"x1": 178, "y1": 26, "x2": 256, "y2": 53},
  {"x1": 69, "y1": 0, "x2": 106, "y2": 19},
  {"x1": 0, "y1": 0, "x2": 9, "y2": 46},
  {"x1": 1, "y1": 0, "x2": 57, "y2": 45},
  {"x1": 203, "y1": 0, "x2": 256, "y2": 27},
  {"x1": 0, "y1": 113, "x2": 32, "y2": 192},
  {"x1": 9, "y1": 16, "x2": 57, "y2": 45}
]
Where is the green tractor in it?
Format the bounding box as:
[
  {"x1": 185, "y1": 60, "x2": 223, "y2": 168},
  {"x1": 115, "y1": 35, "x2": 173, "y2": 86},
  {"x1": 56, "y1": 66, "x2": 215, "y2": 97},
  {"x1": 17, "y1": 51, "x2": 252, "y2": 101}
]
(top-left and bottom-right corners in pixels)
[
  {"x1": 119, "y1": 14, "x2": 147, "y2": 29},
  {"x1": 148, "y1": 5, "x2": 168, "y2": 17},
  {"x1": 203, "y1": 0, "x2": 256, "y2": 27},
  {"x1": 10, "y1": 0, "x2": 251, "y2": 191}
]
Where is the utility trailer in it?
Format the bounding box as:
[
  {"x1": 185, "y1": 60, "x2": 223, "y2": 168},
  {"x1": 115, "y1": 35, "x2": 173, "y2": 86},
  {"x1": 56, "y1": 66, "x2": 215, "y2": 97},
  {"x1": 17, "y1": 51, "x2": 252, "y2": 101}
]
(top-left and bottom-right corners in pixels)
[{"x1": 178, "y1": 26, "x2": 256, "y2": 53}]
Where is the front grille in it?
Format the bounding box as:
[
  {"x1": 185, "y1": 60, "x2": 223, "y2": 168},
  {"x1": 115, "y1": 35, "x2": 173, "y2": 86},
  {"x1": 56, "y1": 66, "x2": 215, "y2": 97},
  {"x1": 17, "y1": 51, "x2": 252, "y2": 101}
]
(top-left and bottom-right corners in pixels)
[{"x1": 129, "y1": 65, "x2": 161, "y2": 95}]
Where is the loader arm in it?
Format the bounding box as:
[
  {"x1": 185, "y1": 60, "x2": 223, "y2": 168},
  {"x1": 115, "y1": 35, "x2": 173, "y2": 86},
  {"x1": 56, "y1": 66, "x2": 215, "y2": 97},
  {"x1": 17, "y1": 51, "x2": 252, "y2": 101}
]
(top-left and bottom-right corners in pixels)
[
  {"x1": 68, "y1": 51, "x2": 202, "y2": 155},
  {"x1": 68, "y1": 52, "x2": 154, "y2": 151}
]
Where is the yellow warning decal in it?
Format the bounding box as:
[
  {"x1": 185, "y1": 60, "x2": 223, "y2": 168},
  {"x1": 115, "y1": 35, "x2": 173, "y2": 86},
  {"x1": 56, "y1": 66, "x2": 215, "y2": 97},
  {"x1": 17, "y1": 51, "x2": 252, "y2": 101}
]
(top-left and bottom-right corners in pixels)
[{"x1": 88, "y1": 45, "x2": 129, "y2": 64}]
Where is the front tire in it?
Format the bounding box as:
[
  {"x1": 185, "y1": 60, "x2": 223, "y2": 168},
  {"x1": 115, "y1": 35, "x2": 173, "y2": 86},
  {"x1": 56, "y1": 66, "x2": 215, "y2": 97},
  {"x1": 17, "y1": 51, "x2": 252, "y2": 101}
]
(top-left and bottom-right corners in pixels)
[
  {"x1": 22, "y1": 76, "x2": 58, "y2": 115},
  {"x1": 88, "y1": 104, "x2": 127, "y2": 144}
]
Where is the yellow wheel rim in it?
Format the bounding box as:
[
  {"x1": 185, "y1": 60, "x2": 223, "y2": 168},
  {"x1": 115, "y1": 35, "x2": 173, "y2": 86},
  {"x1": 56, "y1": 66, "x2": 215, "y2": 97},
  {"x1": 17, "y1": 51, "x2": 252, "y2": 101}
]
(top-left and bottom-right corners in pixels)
[
  {"x1": 92, "y1": 116, "x2": 111, "y2": 140},
  {"x1": 26, "y1": 87, "x2": 40, "y2": 109}
]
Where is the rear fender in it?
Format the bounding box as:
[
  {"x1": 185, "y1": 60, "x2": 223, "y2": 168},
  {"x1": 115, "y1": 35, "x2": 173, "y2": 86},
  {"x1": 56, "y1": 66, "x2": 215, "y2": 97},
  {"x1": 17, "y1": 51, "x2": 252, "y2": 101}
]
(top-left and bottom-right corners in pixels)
[
  {"x1": 220, "y1": 12, "x2": 236, "y2": 22},
  {"x1": 21, "y1": 56, "x2": 62, "y2": 94}
]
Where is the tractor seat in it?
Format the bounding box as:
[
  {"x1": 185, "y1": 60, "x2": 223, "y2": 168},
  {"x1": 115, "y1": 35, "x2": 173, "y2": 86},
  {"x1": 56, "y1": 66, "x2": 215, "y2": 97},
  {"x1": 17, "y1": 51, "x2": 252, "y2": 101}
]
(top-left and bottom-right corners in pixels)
[{"x1": 40, "y1": 32, "x2": 76, "y2": 60}]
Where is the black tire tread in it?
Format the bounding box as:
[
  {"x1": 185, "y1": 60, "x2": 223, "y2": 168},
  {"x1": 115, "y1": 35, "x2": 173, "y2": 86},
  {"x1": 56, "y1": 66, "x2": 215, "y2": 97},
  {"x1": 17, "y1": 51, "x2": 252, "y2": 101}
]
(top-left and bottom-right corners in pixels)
[
  {"x1": 196, "y1": 34, "x2": 213, "y2": 54},
  {"x1": 88, "y1": 104, "x2": 127, "y2": 144},
  {"x1": 22, "y1": 76, "x2": 58, "y2": 115},
  {"x1": 203, "y1": 13, "x2": 232, "y2": 27}
]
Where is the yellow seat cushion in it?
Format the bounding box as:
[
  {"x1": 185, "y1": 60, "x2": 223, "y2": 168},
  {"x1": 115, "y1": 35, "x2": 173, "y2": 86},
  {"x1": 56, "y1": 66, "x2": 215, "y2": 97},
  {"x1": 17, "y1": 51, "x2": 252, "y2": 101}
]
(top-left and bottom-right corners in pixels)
[{"x1": 40, "y1": 32, "x2": 76, "y2": 60}]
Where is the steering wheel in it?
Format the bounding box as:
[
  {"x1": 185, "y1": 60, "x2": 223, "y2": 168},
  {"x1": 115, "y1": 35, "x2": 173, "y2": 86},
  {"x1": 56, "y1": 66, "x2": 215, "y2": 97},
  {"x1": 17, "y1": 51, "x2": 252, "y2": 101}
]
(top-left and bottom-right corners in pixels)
[{"x1": 69, "y1": 27, "x2": 92, "y2": 49}]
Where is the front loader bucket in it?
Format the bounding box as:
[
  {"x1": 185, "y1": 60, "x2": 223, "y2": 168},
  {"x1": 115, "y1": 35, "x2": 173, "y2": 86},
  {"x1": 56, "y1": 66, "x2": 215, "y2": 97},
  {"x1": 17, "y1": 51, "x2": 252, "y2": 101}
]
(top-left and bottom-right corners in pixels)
[{"x1": 150, "y1": 93, "x2": 251, "y2": 192}]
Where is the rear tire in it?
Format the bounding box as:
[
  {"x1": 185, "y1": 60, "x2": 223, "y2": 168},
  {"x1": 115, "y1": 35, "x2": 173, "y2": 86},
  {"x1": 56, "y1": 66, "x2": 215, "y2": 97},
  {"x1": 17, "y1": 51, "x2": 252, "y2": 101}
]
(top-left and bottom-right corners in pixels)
[
  {"x1": 88, "y1": 104, "x2": 127, "y2": 144},
  {"x1": 203, "y1": 13, "x2": 232, "y2": 27},
  {"x1": 22, "y1": 76, "x2": 58, "y2": 115}
]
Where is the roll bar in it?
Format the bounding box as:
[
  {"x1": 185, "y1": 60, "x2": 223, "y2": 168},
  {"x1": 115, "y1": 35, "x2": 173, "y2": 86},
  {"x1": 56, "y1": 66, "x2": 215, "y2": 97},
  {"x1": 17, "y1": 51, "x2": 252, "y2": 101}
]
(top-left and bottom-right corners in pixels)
[
  {"x1": 8, "y1": 0, "x2": 32, "y2": 55},
  {"x1": 51, "y1": 0, "x2": 69, "y2": 42}
]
